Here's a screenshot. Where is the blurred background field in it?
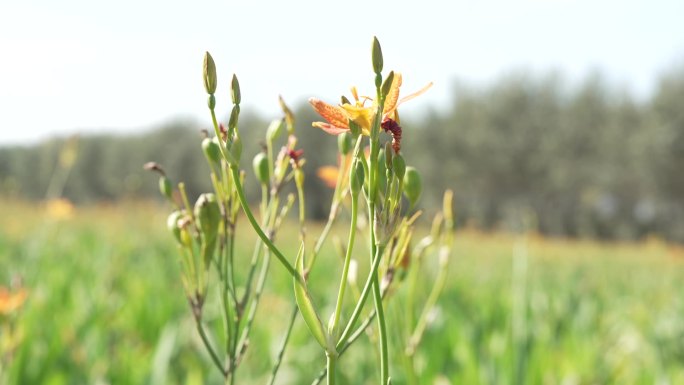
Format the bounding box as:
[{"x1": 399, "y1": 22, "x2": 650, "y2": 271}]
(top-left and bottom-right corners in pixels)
[{"x1": 2, "y1": 199, "x2": 684, "y2": 384}]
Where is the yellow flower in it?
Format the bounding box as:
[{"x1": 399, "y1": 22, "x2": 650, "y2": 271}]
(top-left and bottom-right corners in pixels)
[
  {"x1": 0, "y1": 287, "x2": 28, "y2": 315},
  {"x1": 46, "y1": 198, "x2": 75, "y2": 220},
  {"x1": 310, "y1": 73, "x2": 432, "y2": 136}
]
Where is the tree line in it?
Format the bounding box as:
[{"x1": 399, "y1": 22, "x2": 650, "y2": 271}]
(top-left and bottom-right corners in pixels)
[{"x1": 1, "y1": 66, "x2": 683, "y2": 241}]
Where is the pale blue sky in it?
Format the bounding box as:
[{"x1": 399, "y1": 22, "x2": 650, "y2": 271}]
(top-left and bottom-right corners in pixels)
[{"x1": 1, "y1": 0, "x2": 683, "y2": 144}]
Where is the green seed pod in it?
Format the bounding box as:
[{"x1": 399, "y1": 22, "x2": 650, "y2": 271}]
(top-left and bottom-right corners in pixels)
[
  {"x1": 167, "y1": 210, "x2": 184, "y2": 244},
  {"x1": 392, "y1": 153, "x2": 406, "y2": 181},
  {"x1": 253, "y1": 152, "x2": 270, "y2": 185},
  {"x1": 203, "y1": 52, "x2": 217, "y2": 95},
  {"x1": 194, "y1": 193, "x2": 221, "y2": 245},
  {"x1": 381, "y1": 71, "x2": 395, "y2": 99},
  {"x1": 229, "y1": 135, "x2": 242, "y2": 164},
  {"x1": 371, "y1": 36, "x2": 383, "y2": 74},
  {"x1": 207, "y1": 94, "x2": 216, "y2": 110},
  {"x1": 202, "y1": 137, "x2": 221, "y2": 166},
  {"x1": 266, "y1": 119, "x2": 283, "y2": 142},
  {"x1": 403, "y1": 167, "x2": 422, "y2": 207},
  {"x1": 350, "y1": 160, "x2": 365, "y2": 195},
  {"x1": 159, "y1": 176, "x2": 173, "y2": 200},
  {"x1": 228, "y1": 105, "x2": 240, "y2": 131},
  {"x1": 384, "y1": 142, "x2": 393, "y2": 169},
  {"x1": 231, "y1": 74, "x2": 241, "y2": 105},
  {"x1": 377, "y1": 148, "x2": 387, "y2": 192},
  {"x1": 338, "y1": 132, "x2": 352, "y2": 155}
]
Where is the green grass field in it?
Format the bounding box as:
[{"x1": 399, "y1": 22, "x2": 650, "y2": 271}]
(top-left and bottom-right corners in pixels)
[{"x1": 1, "y1": 200, "x2": 684, "y2": 384}]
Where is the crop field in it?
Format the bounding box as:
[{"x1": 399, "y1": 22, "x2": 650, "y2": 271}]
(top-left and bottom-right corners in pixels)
[{"x1": 1, "y1": 199, "x2": 684, "y2": 384}]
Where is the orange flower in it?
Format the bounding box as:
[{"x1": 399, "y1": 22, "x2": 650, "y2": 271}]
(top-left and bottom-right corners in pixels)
[
  {"x1": 0, "y1": 287, "x2": 28, "y2": 315},
  {"x1": 316, "y1": 154, "x2": 353, "y2": 189},
  {"x1": 310, "y1": 74, "x2": 432, "y2": 136}
]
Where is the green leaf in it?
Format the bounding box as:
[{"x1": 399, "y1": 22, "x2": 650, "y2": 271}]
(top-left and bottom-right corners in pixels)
[{"x1": 293, "y1": 243, "x2": 329, "y2": 351}]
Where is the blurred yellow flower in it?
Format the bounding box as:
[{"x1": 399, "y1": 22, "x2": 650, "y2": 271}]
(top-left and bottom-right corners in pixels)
[
  {"x1": 46, "y1": 198, "x2": 75, "y2": 220},
  {"x1": 0, "y1": 287, "x2": 28, "y2": 315}
]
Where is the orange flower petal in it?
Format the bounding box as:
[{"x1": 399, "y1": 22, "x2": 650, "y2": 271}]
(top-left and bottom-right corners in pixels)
[
  {"x1": 309, "y1": 98, "x2": 349, "y2": 129},
  {"x1": 0, "y1": 287, "x2": 28, "y2": 314},
  {"x1": 312, "y1": 122, "x2": 349, "y2": 135},
  {"x1": 383, "y1": 72, "x2": 403, "y2": 115},
  {"x1": 317, "y1": 166, "x2": 339, "y2": 188}
]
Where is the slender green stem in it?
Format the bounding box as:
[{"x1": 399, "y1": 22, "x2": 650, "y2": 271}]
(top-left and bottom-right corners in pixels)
[
  {"x1": 195, "y1": 320, "x2": 226, "y2": 377},
  {"x1": 336, "y1": 244, "x2": 385, "y2": 351},
  {"x1": 326, "y1": 352, "x2": 337, "y2": 385},
  {"x1": 372, "y1": 260, "x2": 388, "y2": 383},
  {"x1": 267, "y1": 306, "x2": 299, "y2": 385},
  {"x1": 331, "y1": 191, "x2": 358, "y2": 336},
  {"x1": 229, "y1": 166, "x2": 303, "y2": 284}
]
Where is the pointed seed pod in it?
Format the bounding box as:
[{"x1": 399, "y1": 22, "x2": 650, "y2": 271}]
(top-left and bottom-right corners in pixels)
[
  {"x1": 338, "y1": 132, "x2": 352, "y2": 155},
  {"x1": 266, "y1": 119, "x2": 283, "y2": 142},
  {"x1": 167, "y1": 210, "x2": 184, "y2": 244},
  {"x1": 159, "y1": 176, "x2": 173, "y2": 200},
  {"x1": 371, "y1": 36, "x2": 383, "y2": 74},
  {"x1": 203, "y1": 52, "x2": 217, "y2": 95},
  {"x1": 202, "y1": 137, "x2": 221, "y2": 166},
  {"x1": 392, "y1": 153, "x2": 406, "y2": 181},
  {"x1": 350, "y1": 160, "x2": 365, "y2": 195},
  {"x1": 403, "y1": 167, "x2": 422, "y2": 207},
  {"x1": 381, "y1": 71, "x2": 395, "y2": 99},
  {"x1": 228, "y1": 105, "x2": 240, "y2": 131},
  {"x1": 194, "y1": 193, "x2": 221, "y2": 245},
  {"x1": 253, "y1": 152, "x2": 270, "y2": 185},
  {"x1": 231, "y1": 74, "x2": 241, "y2": 104}
]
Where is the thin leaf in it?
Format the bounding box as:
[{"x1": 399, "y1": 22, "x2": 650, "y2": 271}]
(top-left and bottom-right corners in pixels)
[{"x1": 293, "y1": 243, "x2": 329, "y2": 350}]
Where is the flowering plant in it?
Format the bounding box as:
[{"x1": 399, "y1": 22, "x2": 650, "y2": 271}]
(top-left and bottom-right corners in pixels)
[{"x1": 147, "y1": 37, "x2": 452, "y2": 385}]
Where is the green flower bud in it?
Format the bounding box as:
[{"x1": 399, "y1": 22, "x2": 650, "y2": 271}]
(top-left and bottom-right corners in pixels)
[
  {"x1": 203, "y1": 52, "x2": 217, "y2": 95},
  {"x1": 403, "y1": 167, "x2": 422, "y2": 208},
  {"x1": 167, "y1": 210, "x2": 184, "y2": 244},
  {"x1": 266, "y1": 119, "x2": 283, "y2": 142},
  {"x1": 194, "y1": 193, "x2": 221, "y2": 246},
  {"x1": 384, "y1": 142, "x2": 393, "y2": 170},
  {"x1": 381, "y1": 71, "x2": 395, "y2": 99},
  {"x1": 230, "y1": 135, "x2": 242, "y2": 163},
  {"x1": 350, "y1": 160, "x2": 365, "y2": 195},
  {"x1": 159, "y1": 176, "x2": 173, "y2": 200},
  {"x1": 392, "y1": 153, "x2": 406, "y2": 181},
  {"x1": 229, "y1": 105, "x2": 240, "y2": 131},
  {"x1": 202, "y1": 137, "x2": 221, "y2": 166},
  {"x1": 372, "y1": 36, "x2": 383, "y2": 74},
  {"x1": 338, "y1": 132, "x2": 352, "y2": 155},
  {"x1": 231, "y1": 74, "x2": 241, "y2": 104},
  {"x1": 253, "y1": 152, "x2": 270, "y2": 185}
]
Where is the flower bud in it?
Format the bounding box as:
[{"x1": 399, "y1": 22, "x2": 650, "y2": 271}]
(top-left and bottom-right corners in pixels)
[
  {"x1": 228, "y1": 135, "x2": 242, "y2": 165},
  {"x1": 203, "y1": 52, "x2": 217, "y2": 95},
  {"x1": 159, "y1": 176, "x2": 173, "y2": 200},
  {"x1": 371, "y1": 36, "x2": 383, "y2": 74},
  {"x1": 350, "y1": 160, "x2": 365, "y2": 195},
  {"x1": 167, "y1": 210, "x2": 184, "y2": 244},
  {"x1": 384, "y1": 142, "x2": 393, "y2": 170},
  {"x1": 229, "y1": 105, "x2": 240, "y2": 131},
  {"x1": 403, "y1": 167, "x2": 422, "y2": 208},
  {"x1": 194, "y1": 193, "x2": 221, "y2": 246},
  {"x1": 266, "y1": 119, "x2": 283, "y2": 142},
  {"x1": 381, "y1": 71, "x2": 395, "y2": 99},
  {"x1": 392, "y1": 153, "x2": 406, "y2": 181},
  {"x1": 338, "y1": 132, "x2": 352, "y2": 155},
  {"x1": 231, "y1": 74, "x2": 241, "y2": 104},
  {"x1": 202, "y1": 137, "x2": 221, "y2": 166},
  {"x1": 253, "y1": 152, "x2": 270, "y2": 185}
]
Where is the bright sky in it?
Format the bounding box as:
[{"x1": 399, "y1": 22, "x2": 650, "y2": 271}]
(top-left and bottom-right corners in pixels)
[{"x1": 1, "y1": 0, "x2": 683, "y2": 144}]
